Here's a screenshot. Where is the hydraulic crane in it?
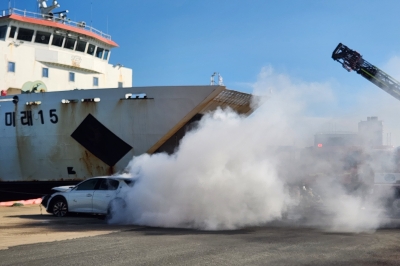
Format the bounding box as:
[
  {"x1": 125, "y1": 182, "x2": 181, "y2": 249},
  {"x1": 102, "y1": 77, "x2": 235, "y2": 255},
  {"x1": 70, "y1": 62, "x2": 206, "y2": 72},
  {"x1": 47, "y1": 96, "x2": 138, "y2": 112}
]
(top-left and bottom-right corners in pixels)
[{"x1": 332, "y1": 43, "x2": 400, "y2": 101}]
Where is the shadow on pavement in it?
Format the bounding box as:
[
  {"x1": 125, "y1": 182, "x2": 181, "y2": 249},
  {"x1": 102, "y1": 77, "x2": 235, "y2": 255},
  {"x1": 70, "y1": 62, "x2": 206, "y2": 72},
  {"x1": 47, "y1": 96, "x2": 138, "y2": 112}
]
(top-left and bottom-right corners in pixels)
[{"x1": 126, "y1": 226, "x2": 256, "y2": 236}]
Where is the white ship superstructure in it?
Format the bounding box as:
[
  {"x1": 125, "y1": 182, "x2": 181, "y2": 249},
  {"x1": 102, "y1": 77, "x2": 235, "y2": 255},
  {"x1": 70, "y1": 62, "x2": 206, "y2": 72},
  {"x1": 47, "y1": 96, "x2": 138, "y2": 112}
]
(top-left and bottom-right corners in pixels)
[{"x1": 0, "y1": 1, "x2": 132, "y2": 94}]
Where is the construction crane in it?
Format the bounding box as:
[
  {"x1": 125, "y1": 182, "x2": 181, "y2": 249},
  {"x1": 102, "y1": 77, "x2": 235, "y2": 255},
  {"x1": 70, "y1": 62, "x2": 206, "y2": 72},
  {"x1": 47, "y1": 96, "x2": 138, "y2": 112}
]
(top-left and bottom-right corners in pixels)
[{"x1": 332, "y1": 43, "x2": 400, "y2": 101}]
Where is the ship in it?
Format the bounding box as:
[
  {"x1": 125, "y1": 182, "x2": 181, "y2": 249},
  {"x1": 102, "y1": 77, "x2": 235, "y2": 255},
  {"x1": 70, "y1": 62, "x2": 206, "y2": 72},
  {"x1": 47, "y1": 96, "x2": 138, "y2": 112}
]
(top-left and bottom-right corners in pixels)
[{"x1": 0, "y1": 1, "x2": 255, "y2": 201}]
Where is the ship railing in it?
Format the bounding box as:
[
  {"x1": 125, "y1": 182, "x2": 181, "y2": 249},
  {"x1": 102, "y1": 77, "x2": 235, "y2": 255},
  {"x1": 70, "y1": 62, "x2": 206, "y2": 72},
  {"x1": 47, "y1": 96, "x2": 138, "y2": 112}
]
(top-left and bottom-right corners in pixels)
[{"x1": 1, "y1": 8, "x2": 112, "y2": 40}]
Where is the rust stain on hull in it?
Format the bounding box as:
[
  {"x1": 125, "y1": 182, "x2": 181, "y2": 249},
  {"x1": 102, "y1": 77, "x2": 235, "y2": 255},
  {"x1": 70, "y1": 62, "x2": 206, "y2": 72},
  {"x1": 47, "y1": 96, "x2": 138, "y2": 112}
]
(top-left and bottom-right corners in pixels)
[{"x1": 80, "y1": 150, "x2": 115, "y2": 177}]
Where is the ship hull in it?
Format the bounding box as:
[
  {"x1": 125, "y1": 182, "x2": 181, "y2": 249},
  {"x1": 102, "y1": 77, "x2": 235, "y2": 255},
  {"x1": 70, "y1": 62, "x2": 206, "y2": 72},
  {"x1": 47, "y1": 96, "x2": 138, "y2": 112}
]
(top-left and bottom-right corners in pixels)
[
  {"x1": 0, "y1": 180, "x2": 80, "y2": 201},
  {"x1": 0, "y1": 85, "x2": 226, "y2": 201}
]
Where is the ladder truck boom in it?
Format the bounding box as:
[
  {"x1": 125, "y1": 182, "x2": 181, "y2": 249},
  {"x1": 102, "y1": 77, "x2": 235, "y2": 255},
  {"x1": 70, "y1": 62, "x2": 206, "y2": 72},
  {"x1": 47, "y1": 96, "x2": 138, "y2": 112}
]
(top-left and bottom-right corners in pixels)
[
  {"x1": 332, "y1": 43, "x2": 400, "y2": 101},
  {"x1": 333, "y1": 43, "x2": 400, "y2": 214}
]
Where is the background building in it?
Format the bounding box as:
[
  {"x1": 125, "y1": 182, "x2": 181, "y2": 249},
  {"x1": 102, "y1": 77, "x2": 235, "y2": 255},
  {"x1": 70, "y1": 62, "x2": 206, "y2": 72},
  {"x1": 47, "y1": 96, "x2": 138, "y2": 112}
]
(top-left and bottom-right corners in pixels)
[
  {"x1": 358, "y1": 116, "x2": 383, "y2": 148},
  {"x1": 314, "y1": 117, "x2": 384, "y2": 149}
]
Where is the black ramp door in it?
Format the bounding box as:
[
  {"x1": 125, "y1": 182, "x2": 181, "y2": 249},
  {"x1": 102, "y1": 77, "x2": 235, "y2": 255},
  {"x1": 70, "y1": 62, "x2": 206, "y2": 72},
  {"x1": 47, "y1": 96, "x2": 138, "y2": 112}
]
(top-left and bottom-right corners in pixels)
[{"x1": 71, "y1": 114, "x2": 132, "y2": 166}]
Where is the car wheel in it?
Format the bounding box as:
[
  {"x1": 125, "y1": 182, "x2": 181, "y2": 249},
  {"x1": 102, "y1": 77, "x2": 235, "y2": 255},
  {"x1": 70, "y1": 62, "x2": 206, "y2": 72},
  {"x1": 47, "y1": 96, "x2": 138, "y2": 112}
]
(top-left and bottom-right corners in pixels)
[
  {"x1": 106, "y1": 198, "x2": 126, "y2": 221},
  {"x1": 52, "y1": 198, "x2": 68, "y2": 217},
  {"x1": 106, "y1": 206, "x2": 112, "y2": 221},
  {"x1": 391, "y1": 198, "x2": 400, "y2": 217}
]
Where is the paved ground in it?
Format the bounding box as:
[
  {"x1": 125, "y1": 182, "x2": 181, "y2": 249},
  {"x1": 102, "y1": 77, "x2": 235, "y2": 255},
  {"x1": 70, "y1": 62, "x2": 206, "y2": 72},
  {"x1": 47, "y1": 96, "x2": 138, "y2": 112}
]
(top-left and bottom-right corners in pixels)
[
  {"x1": 0, "y1": 204, "x2": 137, "y2": 250},
  {"x1": 2, "y1": 205, "x2": 400, "y2": 265}
]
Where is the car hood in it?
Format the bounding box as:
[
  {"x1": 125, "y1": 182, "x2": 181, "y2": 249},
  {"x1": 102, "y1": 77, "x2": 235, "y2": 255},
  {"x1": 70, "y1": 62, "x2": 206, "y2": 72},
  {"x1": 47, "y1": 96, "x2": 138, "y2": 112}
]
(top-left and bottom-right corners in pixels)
[{"x1": 52, "y1": 186, "x2": 75, "y2": 192}]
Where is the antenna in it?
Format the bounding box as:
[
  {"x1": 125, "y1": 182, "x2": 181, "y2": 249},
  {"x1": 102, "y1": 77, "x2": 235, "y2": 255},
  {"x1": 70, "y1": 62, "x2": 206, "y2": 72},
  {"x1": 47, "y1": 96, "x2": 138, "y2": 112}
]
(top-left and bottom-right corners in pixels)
[
  {"x1": 210, "y1": 72, "x2": 224, "y2": 86},
  {"x1": 210, "y1": 72, "x2": 216, "y2": 85},
  {"x1": 91, "y1": 2, "x2": 93, "y2": 28},
  {"x1": 38, "y1": 0, "x2": 62, "y2": 16},
  {"x1": 218, "y1": 73, "x2": 224, "y2": 85}
]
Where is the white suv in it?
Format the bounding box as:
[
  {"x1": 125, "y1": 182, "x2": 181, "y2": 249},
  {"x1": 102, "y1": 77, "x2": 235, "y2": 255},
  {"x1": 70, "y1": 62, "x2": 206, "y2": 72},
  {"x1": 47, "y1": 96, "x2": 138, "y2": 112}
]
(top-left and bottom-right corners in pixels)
[{"x1": 41, "y1": 176, "x2": 134, "y2": 217}]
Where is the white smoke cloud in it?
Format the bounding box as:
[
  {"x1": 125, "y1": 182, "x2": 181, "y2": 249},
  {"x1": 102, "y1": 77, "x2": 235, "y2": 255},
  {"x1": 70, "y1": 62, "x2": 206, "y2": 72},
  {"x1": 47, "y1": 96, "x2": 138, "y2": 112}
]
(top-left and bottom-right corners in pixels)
[
  {"x1": 117, "y1": 110, "x2": 288, "y2": 230},
  {"x1": 109, "y1": 65, "x2": 396, "y2": 232}
]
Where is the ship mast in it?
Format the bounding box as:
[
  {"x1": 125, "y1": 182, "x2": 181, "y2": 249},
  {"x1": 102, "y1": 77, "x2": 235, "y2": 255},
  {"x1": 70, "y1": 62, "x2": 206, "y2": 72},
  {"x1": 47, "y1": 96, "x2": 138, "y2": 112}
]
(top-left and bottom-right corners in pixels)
[{"x1": 37, "y1": 0, "x2": 68, "y2": 20}]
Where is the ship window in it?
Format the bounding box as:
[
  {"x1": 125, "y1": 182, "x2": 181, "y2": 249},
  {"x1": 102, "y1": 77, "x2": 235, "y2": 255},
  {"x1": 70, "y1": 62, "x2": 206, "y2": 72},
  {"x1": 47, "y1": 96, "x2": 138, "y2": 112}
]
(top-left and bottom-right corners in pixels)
[
  {"x1": 9, "y1": 26, "x2": 16, "y2": 38},
  {"x1": 93, "y1": 77, "x2": 99, "y2": 86},
  {"x1": 69, "y1": 72, "x2": 75, "y2": 82},
  {"x1": 0, "y1": 25, "x2": 7, "y2": 39},
  {"x1": 87, "y1": 44, "x2": 95, "y2": 55},
  {"x1": 8, "y1": 62, "x2": 15, "y2": 72},
  {"x1": 118, "y1": 82, "x2": 123, "y2": 88},
  {"x1": 35, "y1": 31, "x2": 51, "y2": 44},
  {"x1": 17, "y1": 28, "x2": 34, "y2": 42},
  {"x1": 75, "y1": 40, "x2": 87, "y2": 52},
  {"x1": 52, "y1": 34, "x2": 64, "y2": 47},
  {"x1": 42, "y1": 68, "x2": 49, "y2": 78},
  {"x1": 64, "y1": 37, "x2": 76, "y2": 50},
  {"x1": 103, "y1": 50, "x2": 109, "y2": 60},
  {"x1": 95, "y1": 47, "x2": 104, "y2": 58}
]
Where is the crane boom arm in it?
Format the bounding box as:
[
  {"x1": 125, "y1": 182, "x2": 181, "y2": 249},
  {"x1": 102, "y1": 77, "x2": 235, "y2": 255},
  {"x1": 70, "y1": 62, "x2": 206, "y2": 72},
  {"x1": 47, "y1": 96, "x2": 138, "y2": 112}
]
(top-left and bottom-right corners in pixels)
[{"x1": 332, "y1": 43, "x2": 400, "y2": 101}]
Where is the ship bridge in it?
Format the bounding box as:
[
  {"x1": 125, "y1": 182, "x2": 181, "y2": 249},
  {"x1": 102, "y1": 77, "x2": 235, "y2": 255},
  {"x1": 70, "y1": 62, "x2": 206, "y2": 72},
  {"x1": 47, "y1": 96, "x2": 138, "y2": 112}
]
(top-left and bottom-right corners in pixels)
[{"x1": 0, "y1": 6, "x2": 132, "y2": 94}]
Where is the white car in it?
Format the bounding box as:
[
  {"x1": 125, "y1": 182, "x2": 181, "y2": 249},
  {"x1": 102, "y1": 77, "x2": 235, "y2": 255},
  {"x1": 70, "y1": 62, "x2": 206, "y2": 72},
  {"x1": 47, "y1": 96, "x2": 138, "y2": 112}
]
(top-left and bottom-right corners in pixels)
[{"x1": 41, "y1": 176, "x2": 134, "y2": 217}]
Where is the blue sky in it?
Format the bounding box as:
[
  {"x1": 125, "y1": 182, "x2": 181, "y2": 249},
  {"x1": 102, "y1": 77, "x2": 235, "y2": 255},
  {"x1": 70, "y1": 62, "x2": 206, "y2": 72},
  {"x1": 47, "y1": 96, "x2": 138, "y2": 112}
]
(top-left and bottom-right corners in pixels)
[
  {"x1": 5, "y1": 0, "x2": 400, "y2": 144},
  {"x1": 8, "y1": 0, "x2": 400, "y2": 91}
]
